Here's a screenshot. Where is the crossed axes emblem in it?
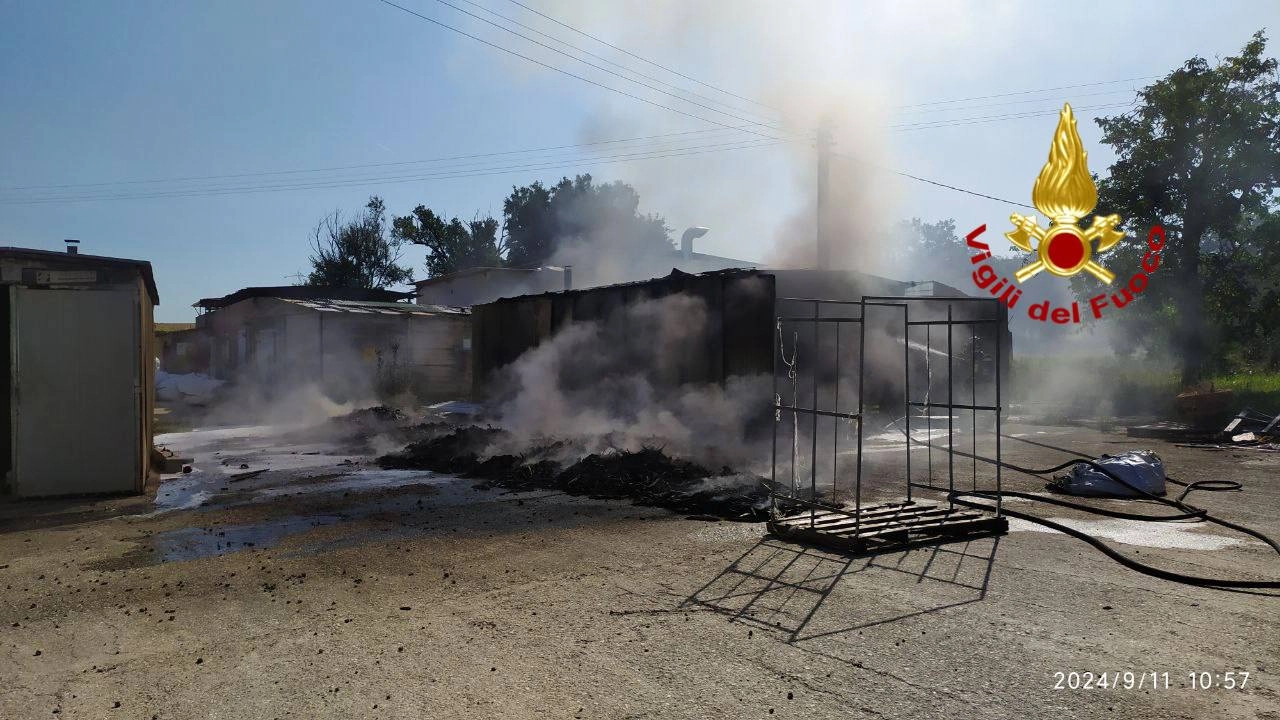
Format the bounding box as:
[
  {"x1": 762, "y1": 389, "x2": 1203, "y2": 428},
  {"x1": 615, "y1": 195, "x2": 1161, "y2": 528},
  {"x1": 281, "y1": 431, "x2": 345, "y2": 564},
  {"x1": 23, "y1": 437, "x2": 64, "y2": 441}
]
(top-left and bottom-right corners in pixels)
[{"x1": 1006, "y1": 212, "x2": 1123, "y2": 284}]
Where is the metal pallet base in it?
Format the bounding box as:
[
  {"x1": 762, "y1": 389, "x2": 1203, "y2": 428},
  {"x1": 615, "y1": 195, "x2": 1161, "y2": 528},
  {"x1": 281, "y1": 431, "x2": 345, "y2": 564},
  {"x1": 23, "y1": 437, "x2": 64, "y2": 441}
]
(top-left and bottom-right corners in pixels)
[{"x1": 767, "y1": 500, "x2": 1008, "y2": 554}]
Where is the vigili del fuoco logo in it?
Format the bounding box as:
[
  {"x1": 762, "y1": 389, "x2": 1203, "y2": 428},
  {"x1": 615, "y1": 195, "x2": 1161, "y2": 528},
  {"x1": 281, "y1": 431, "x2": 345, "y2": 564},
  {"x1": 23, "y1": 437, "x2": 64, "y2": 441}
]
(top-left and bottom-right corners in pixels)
[{"x1": 965, "y1": 103, "x2": 1165, "y2": 325}]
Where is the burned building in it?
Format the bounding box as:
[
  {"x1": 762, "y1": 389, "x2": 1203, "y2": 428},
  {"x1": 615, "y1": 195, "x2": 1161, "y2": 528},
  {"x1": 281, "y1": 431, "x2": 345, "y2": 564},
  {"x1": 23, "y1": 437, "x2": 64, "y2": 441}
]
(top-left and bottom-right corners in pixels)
[
  {"x1": 192, "y1": 286, "x2": 471, "y2": 403},
  {"x1": 156, "y1": 323, "x2": 203, "y2": 375},
  {"x1": 470, "y1": 268, "x2": 1010, "y2": 401},
  {"x1": 0, "y1": 245, "x2": 158, "y2": 497}
]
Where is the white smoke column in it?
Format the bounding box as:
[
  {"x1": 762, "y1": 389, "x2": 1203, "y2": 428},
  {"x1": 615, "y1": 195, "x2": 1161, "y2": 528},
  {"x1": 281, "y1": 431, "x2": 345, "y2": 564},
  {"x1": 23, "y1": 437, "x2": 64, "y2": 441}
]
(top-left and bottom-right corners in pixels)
[
  {"x1": 528, "y1": 1, "x2": 1015, "y2": 279},
  {"x1": 489, "y1": 293, "x2": 771, "y2": 468}
]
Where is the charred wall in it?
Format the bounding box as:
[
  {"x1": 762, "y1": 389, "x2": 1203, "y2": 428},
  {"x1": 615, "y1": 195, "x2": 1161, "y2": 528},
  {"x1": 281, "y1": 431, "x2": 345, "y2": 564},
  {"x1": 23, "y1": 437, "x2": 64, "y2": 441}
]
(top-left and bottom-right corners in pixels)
[
  {"x1": 471, "y1": 268, "x2": 1009, "y2": 408},
  {"x1": 471, "y1": 269, "x2": 776, "y2": 399}
]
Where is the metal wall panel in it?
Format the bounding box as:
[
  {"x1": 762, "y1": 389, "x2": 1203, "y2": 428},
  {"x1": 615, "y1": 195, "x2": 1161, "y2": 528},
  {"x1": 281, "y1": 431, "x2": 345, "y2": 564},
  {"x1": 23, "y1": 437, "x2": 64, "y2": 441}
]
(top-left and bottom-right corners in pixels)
[
  {"x1": 470, "y1": 269, "x2": 777, "y2": 399},
  {"x1": 12, "y1": 287, "x2": 141, "y2": 496}
]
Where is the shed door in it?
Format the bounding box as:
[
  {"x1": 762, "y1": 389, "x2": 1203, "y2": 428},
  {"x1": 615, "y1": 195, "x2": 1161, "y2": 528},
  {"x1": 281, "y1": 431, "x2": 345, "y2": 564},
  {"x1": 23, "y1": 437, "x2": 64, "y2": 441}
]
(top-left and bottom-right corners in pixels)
[{"x1": 12, "y1": 287, "x2": 141, "y2": 496}]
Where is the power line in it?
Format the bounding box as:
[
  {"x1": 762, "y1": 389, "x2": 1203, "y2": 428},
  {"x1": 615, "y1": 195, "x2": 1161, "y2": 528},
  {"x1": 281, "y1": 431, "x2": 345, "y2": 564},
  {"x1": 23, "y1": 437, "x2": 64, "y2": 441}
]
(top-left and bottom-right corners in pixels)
[
  {"x1": 895, "y1": 170, "x2": 1035, "y2": 210},
  {"x1": 3, "y1": 138, "x2": 790, "y2": 204},
  {"x1": 890, "y1": 101, "x2": 1135, "y2": 131},
  {"x1": 499, "y1": 1, "x2": 1160, "y2": 121},
  {"x1": 1, "y1": 96, "x2": 1122, "y2": 195},
  {"x1": 8, "y1": 133, "x2": 1051, "y2": 215},
  {"x1": 4, "y1": 58, "x2": 1146, "y2": 194},
  {"x1": 503, "y1": 0, "x2": 780, "y2": 114},
  {"x1": 373, "y1": 0, "x2": 781, "y2": 138},
  {"x1": 5, "y1": 136, "x2": 791, "y2": 201},
  {"x1": 3, "y1": 100, "x2": 1140, "y2": 203},
  {"x1": 831, "y1": 148, "x2": 1035, "y2": 210},
  {"x1": 3, "y1": 98, "x2": 1141, "y2": 201},
  {"x1": 451, "y1": 0, "x2": 777, "y2": 125},
  {"x1": 0, "y1": 127, "x2": 753, "y2": 192},
  {"x1": 893, "y1": 75, "x2": 1159, "y2": 110},
  {"x1": 892, "y1": 87, "x2": 1138, "y2": 115},
  {"x1": 425, "y1": 0, "x2": 783, "y2": 132}
]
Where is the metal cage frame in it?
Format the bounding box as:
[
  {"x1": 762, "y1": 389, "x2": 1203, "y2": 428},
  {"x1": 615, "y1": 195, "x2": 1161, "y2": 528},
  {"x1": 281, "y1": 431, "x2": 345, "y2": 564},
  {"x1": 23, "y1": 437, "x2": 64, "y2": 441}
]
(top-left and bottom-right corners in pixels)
[{"x1": 767, "y1": 295, "x2": 1007, "y2": 553}]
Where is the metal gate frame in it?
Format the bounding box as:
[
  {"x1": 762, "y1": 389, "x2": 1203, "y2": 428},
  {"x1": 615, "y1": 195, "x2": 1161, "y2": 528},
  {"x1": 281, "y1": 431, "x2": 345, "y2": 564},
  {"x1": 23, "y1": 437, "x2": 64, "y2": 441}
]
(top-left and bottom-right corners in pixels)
[{"x1": 767, "y1": 295, "x2": 1007, "y2": 553}]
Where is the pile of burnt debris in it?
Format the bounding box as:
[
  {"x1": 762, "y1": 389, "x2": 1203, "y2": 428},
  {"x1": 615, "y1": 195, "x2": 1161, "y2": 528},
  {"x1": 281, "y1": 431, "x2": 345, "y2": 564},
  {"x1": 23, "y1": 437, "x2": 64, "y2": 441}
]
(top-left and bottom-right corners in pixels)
[
  {"x1": 377, "y1": 425, "x2": 772, "y2": 520},
  {"x1": 287, "y1": 406, "x2": 452, "y2": 454},
  {"x1": 1129, "y1": 403, "x2": 1280, "y2": 451}
]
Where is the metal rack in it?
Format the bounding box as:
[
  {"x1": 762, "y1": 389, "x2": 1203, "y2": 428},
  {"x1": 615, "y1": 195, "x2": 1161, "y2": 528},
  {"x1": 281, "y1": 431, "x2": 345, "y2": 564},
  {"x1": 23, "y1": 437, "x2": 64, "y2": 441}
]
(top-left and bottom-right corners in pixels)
[{"x1": 767, "y1": 295, "x2": 1007, "y2": 554}]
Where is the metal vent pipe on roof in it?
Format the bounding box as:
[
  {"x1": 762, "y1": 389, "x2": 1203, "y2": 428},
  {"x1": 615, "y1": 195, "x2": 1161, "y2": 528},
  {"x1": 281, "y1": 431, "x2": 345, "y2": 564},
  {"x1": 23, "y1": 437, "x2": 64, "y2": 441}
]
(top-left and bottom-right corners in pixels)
[
  {"x1": 64, "y1": 238, "x2": 80, "y2": 255},
  {"x1": 680, "y1": 227, "x2": 708, "y2": 261}
]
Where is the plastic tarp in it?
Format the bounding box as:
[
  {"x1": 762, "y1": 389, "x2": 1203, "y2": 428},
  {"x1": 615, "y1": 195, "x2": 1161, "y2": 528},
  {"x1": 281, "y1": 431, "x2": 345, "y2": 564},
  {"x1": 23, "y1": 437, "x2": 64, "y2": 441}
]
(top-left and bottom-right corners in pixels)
[
  {"x1": 427, "y1": 400, "x2": 484, "y2": 417},
  {"x1": 156, "y1": 369, "x2": 224, "y2": 405},
  {"x1": 1054, "y1": 450, "x2": 1167, "y2": 497}
]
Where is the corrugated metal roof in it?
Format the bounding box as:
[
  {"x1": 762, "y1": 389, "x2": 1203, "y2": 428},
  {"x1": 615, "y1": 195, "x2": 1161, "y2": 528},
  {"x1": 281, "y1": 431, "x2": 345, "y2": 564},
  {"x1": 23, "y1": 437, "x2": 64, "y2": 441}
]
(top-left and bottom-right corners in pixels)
[
  {"x1": 411, "y1": 265, "x2": 573, "y2": 288},
  {"x1": 195, "y1": 285, "x2": 413, "y2": 309},
  {"x1": 279, "y1": 298, "x2": 469, "y2": 316},
  {"x1": 479, "y1": 267, "x2": 766, "y2": 307}
]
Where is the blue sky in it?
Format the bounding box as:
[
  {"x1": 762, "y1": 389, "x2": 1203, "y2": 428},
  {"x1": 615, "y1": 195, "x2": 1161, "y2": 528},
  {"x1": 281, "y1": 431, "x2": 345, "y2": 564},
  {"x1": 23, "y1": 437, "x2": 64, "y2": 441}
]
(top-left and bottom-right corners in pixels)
[{"x1": 2, "y1": 1, "x2": 1276, "y2": 322}]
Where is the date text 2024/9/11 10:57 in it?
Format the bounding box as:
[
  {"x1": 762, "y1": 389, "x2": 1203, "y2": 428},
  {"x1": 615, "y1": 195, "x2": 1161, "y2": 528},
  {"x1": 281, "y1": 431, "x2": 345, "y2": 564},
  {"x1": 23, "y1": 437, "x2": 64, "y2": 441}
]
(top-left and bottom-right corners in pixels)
[{"x1": 1052, "y1": 670, "x2": 1250, "y2": 690}]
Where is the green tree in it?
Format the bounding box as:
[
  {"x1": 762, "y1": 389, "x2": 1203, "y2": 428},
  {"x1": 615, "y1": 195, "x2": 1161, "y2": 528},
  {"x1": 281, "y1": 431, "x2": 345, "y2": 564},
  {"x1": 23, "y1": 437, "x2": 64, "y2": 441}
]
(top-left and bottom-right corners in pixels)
[
  {"x1": 502, "y1": 181, "x2": 555, "y2": 268},
  {"x1": 391, "y1": 207, "x2": 505, "y2": 278},
  {"x1": 892, "y1": 218, "x2": 966, "y2": 270},
  {"x1": 306, "y1": 196, "x2": 413, "y2": 288},
  {"x1": 893, "y1": 217, "x2": 1025, "y2": 285},
  {"x1": 1202, "y1": 210, "x2": 1280, "y2": 369},
  {"x1": 502, "y1": 174, "x2": 672, "y2": 268},
  {"x1": 1077, "y1": 31, "x2": 1280, "y2": 382}
]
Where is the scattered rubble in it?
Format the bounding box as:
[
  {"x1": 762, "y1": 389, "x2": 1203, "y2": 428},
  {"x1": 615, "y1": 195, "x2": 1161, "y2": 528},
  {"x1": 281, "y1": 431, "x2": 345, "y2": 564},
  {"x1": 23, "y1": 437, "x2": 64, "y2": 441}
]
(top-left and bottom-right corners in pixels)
[
  {"x1": 1128, "y1": 404, "x2": 1279, "y2": 447},
  {"x1": 1222, "y1": 407, "x2": 1280, "y2": 438},
  {"x1": 378, "y1": 427, "x2": 771, "y2": 519},
  {"x1": 378, "y1": 426, "x2": 507, "y2": 474},
  {"x1": 331, "y1": 405, "x2": 407, "y2": 427},
  {"x1": 1125, "y1": 421, "x2": 1218, "y2": 442},
  {"x1": 1160, "y1": 406, "x2": 1280, "y2": 451}
]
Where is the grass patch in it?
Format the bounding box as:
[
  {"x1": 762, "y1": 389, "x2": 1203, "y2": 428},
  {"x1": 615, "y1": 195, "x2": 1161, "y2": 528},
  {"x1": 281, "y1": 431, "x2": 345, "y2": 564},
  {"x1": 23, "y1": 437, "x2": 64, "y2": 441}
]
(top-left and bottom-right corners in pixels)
[
  {"x1": 1011, "y1": 356, "x2": 1280, "y2": 419},
  {"x1": 1210, "y1": 371, "x2": 1280, "y2": 419}
]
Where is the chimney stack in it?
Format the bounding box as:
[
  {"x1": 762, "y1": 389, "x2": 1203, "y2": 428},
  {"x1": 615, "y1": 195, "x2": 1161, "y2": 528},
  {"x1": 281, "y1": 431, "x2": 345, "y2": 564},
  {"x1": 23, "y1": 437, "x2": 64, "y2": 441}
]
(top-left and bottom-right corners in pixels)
[
  {"x1": 64, "y1": 239, "x2": 80, "y2": 255},
  {"x1": 563, "y1": 265, "x2": 573, "y2": 291}
]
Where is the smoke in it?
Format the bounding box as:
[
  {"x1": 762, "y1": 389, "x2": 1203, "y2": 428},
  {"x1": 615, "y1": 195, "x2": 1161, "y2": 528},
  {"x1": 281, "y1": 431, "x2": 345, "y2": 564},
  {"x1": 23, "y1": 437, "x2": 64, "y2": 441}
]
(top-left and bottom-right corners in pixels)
[
  {"x1": 195, "y1": 381, "x2": 366, "y2": 429},
  {"x1": 169, "y1": 310, "x2": 469, "y2": 429},
  {"x1": 526, "y1": 1, "x2": 1015, "y2": 280},
  {"x1": 487, "y1": 293, "x2": 771, "y2": 468}
]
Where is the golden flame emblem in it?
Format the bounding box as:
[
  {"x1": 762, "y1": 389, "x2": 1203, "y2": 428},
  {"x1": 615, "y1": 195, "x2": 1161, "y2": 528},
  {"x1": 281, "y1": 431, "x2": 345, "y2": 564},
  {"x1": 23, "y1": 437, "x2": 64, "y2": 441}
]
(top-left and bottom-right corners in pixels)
[{"x1": 1007, "y1": 103, "x2": 1123, "y2": 283}]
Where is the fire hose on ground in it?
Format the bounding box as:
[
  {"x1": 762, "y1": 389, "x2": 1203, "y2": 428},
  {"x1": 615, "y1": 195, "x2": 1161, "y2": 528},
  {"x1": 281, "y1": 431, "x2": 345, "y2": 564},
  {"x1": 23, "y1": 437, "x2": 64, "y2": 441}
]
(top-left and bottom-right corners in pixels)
[{"x1": 887, "y1": 420, "x2": 1280, "y2": 590}]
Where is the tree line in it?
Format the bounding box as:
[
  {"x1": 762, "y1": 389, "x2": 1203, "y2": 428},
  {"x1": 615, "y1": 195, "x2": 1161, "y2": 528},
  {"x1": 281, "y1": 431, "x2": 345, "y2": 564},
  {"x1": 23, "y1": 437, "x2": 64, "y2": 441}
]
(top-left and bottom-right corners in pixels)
[{"x1": 305, "y1": 174, "x2": 672, "y2": 287}]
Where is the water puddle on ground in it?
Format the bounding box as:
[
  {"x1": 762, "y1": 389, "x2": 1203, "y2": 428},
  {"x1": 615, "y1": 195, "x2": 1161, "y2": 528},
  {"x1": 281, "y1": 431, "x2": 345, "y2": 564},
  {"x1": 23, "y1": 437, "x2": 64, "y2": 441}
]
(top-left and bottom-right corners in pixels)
[{"x1": 149, "y1": 469, "x2": 451, "y2": 513}]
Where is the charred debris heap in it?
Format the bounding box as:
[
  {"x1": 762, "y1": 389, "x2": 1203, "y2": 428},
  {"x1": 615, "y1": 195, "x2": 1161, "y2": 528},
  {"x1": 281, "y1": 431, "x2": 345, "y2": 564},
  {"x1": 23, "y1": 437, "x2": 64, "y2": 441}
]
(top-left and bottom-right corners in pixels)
[{"x1": 376, "y1": 423, "x2": 770, "y2": 520}]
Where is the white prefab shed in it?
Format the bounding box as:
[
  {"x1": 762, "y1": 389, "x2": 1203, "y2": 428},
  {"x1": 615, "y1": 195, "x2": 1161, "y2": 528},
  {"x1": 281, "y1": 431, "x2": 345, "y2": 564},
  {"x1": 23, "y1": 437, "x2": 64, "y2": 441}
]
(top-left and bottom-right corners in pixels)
[{"x1": 0, "y1": 247, "x2": 159, "y2": 498}]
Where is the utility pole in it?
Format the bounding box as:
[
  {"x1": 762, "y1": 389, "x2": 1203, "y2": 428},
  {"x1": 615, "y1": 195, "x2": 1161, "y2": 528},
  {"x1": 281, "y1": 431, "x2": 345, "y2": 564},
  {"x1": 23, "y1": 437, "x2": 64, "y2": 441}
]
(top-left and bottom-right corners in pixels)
[{"x1": 815, "y1": 124, "x2": 833, "y2": 269}]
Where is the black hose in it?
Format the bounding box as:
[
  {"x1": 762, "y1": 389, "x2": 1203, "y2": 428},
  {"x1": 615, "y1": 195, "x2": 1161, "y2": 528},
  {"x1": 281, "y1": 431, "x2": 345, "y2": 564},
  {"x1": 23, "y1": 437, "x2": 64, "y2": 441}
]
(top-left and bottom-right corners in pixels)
[
  {"x1": 887, "y1": 418, "x2": 1280, "y2": 588},
  {"x1": 950, "y1": 491, "x2": 1280, "y2": 589}
]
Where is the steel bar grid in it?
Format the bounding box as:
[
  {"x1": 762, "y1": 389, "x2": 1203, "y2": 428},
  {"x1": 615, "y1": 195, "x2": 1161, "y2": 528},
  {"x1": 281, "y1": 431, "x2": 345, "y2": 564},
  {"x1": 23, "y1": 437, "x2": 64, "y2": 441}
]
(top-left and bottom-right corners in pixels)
[
  {"x1": 907, "y1": 401, "x2": 1000, "y2": 412},
  {"x1": 768, "y1": 295, "x2": 1008, "y2": 554}
]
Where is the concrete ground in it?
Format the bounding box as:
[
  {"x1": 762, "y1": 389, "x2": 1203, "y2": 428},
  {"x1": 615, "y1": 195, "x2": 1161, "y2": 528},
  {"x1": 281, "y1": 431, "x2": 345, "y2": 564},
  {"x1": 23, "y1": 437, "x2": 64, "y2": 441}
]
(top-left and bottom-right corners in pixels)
[{"x1": 2, "y1": 422, "x2": 1278, "y2": 719}]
